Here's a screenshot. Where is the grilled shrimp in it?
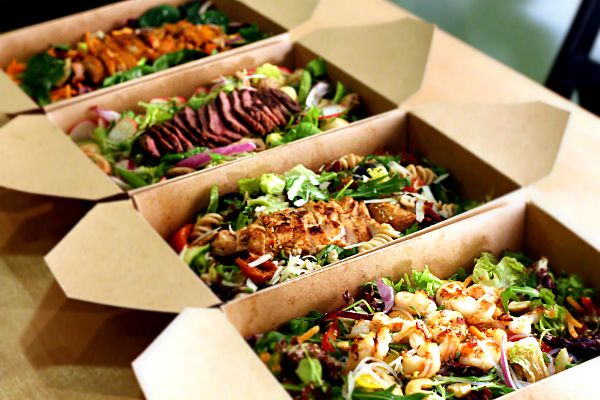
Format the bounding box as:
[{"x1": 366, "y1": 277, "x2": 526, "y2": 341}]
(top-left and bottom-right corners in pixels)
[
  {"x1": 425, "y1": 310, "x2": 468, "y2": 361},
  {"x1": 372, "y1": 312, "x2": 411, "y2": 331},
  {"x1": 401, "y1": 342, "x2": 442, "y2": 379},
  {"x1": 458, "y1": 337, "x2": 501, "y2": 371},
  {"x1": 347, "y1": 327, "x2": 392, "y2": 371},
  {"x1": 349, "y1": 319, "x2": 374, "y2": 338},
  {"x1": 347, "y1": 332, "x2": 376, "y2": 371},
  {"x1": 436, "y1": 283, "x2": 497, "y2": 325},
  {"x1": 507, "y1": 307, "x2": 543, "y2": 335},
  {"x1": 395, "y1": 290, "x2": 437, "y2": 317},
  {"x1": 435, "y1": 282, "x2": 465, "y2": 305},
  {"x1": 391, "y1": 320, "x2": 432, "y2": 349}
]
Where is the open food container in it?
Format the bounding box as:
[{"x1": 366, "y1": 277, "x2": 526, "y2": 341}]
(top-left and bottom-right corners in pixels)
[
  {"x1": 44, "y1": 100, "x2": 570, "y2": 312},
  {"x1": 0, "y1": 0, "x2": 309, "y2": 114},
  {"x1": 131, "y1": 195, "x2": 600, "y2": 399},
  {"x1": 0, "y1": 18, "x2": 433, "y2": 200}
]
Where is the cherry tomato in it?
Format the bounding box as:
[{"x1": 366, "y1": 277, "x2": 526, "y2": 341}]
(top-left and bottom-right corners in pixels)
[{"x1": 170, "y1": 223, "x2": 194, "y2": 253}]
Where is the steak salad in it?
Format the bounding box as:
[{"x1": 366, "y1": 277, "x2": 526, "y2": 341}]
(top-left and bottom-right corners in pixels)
[
  {"x1": 67, "y1": 58, "x2": 362, "y2": 189},
  {"x1": 170, "y1": 152, "x2": 480, "y2": 300}
]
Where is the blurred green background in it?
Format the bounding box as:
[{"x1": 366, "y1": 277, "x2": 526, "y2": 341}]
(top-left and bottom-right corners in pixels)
[{"x1": 392, "y1": 0, "x2": 599, "y2": 85}]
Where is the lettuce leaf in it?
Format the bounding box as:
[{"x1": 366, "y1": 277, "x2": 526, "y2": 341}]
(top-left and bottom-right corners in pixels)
[{"x1": 472, "y1": 252, "x2": 526, "y2": 289}]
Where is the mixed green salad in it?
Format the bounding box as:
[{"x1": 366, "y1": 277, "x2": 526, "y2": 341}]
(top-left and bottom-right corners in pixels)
[
  {"x1": 170, "y1": 153, "x2": 479, "y2": 300},
  {"x1": 249, "y1": 252, "x2": 600, "y2": 399}
]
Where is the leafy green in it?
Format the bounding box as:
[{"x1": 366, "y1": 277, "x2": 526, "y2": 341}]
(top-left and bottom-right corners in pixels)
[
  {"x1": 556, "y1": 274, "x2": 596, "y2": 306},
  {"x1": 267, "y1": 122, "x2": 321, "y2": 147},
  {"x1": 287, "y1": 310, "x2": 324, "y2": 335},
  {"x1": 247, "y1": 194, "x2": 290, "y2": 214},
  {"x1": 507, "y1": 337, "x2": 549, "y2": 382},
  {"x1": 256, "y1": 63, "x2": 284, "y2": 84},
  {"x1": 254, "y1": 331, "x2": 290, "y2": 354},
  {"x1": 315, "y1": 244, "x2": 358, "y2": 266},
  {"x1": 199, "y1": 9, "x2": 229, "y2": 31},
  {"x1": 239, "y1": 23, "x2": 268, "y2": 42},
  {"x1": 472, "y1": 252, "x2": 527, "y2": 289},
  {"x1": 341, "y1": 174, "x2": 409, "y2": 200},
  {"x1": 501, "y1": 251, "x2": 533, "y2": 266},
  {"x1": 296, "y1": 352, "x2": 323, "y2": 386},
  {"x1": 20, "y1": 53, "x2": 65, "y2": 105},
  {"x1": 207, "y1": 185, "x2": 219, "y2": 213},
  {"x1": 238, "y1": 177, "x2": 261, "y2": 195},
  {"x1": 305, "y1": 58, "x2": 327, "y2": 78},
  {"x1": 259, "y1": 173, "x2": 286, "y2": 195},
  {"x1": 298, "y1": 70, "x2": 312, "y2": 106},
  {"x1": 161, "y1": 146, "x2": 207, "y2": 163},
  {"x1": 153, "y1": 49, "x2": 206, "y2": 71},
  {"x1": 333, "y1": 81, "x2": 346, "y2": 104},
  {"x1": 352, "y1": 389, "x2": 427, "y2": 399},
  {"x1": 535, "y1": 304, "x2": 566, "y2": 336},
  {"x1": 393, "y1": 267, "x2": 444, "y2": 297},
  {"x1": 139, "y1": 5, "x2": 181, "y2": 27},
  {"x1": 136, "y1": 99, "x2": 182, "y2": 130},
  {"x1": 102, "y1": 64, "x2": 154, "y2": 87},
  {"x1": 500, "y1": 286, "x2": 540, "y2": 312}
]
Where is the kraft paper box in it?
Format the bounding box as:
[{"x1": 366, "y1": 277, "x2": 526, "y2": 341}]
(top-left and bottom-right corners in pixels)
[
  {"x1": 0, "y1": 0, "x2": 301, "y2": 114},
  {"x1": 0, "y1": 18, "x2": 434, "y2": 200},
  {"x1": 44, "y1": 101, "x2": 569, "y2": 312},
  {"x1": 131, "y1": 196, "x2": 600, "y2": 399}
]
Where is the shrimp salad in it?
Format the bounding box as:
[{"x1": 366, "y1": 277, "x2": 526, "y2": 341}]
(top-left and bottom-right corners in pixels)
[
  {"x1": 171, "y1": 153, "x2": 477, "y2": 300},
  {"x1": 248, "y1": 252, "x2": 600, "y2": 399}
]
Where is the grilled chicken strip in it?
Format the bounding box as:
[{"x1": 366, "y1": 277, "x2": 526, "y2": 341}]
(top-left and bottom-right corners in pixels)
[{"x1": 212, "y1": 197, "x2": 386, "y2": 257}]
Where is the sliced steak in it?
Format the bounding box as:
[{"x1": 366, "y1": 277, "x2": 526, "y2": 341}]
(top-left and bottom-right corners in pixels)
[
  {"x1": 267, "y1": 87, "x2": 301, "y2": 114},
  {"x1": 148, "y1": 127, "x2": 175, "y2": 153},
  {"x1": 184, "y1": 107, "x2": 207, "y2": 146},
  {"x1": 197, "y1": 105, "x2": 227, "y2": 147},
  {"x1": 138, "y1": 134, "x2": 162, "y2": 158},
  {"x1": 156, "y1": 125, "x2": 184, "y2": 153},
  {"x1": 165, "y1": 121, "x2": 194, "y2": 151},
  {"x1": 216, "y1": 91, "x2": 249, "y2": 135},
  {"x1": 256, "y1": 91, "x2": 288, "y2": 124},
  {"x1": 230, "y1": 91, "x2": 265, "y2": 135},
  {"x1": 251, "y1": 91, "x2": 285, "y2": 126},
  {"x1": 207, "y1": 102, "x2": 242, "y2": 142},
  {"x1": 242, "y1": 90, "x2": 277, "y2": 132},
  {"x1": 173, "y1": 111, "x2": 202, "y2": 146}
]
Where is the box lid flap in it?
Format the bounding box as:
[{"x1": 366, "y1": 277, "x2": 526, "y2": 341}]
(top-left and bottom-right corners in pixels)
[
  {"x1": 240, "y1": 0, "x2": 318, "y2": 30},
  {"x1": 0, "y1": 114, "x2": 121, "y2": 199},
  {"x1": 44, "y1": 200, "x2": 220, "y2": 312},
  {"x1": 0, "y1": 70, "x2": 38, "y2": 114},
  {"x1": 304, "y1": 0, "x2": 411, "y2": 30},
  {"x1": 531, "y1": 109, "x2": 600, "y2": 248},
  {"x1": 410, "y1": 101, "x2": 570, "y2": 187},
  {"x1": 133, "y1": 308, "x2": 289, "y2": 400},
  {"x1": 298, "y1": 18, "x2": 434, "y2": 106}
]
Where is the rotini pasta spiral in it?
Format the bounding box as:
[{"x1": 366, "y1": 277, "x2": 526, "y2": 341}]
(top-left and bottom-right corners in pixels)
[
  {"x1": 406, "y1": 164, "x2": 437, "y2": 186},
  {"x1": 358, "y1": 223, "x2": 401, "y2": 253},
  {"x1": 324, "y1": 153, "x2": 364, "y2": 172},
  {"x1": 190, "y1": 213, "x2": 224, "y2": 245}
]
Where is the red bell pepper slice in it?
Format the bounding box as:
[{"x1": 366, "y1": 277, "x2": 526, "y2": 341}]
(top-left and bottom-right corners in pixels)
[
  {"x1": 235, "y1": 256, "x2": 278, "y2": 285},
  {"x1": 170, "y1": 223, "x2": 194, "y2": 254},
  {"x1": 322, "y1": 319, "x2": 340, "y2": 353}
]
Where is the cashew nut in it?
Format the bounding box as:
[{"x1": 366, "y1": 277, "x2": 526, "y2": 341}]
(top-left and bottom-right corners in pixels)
[
  {"x1": 405, "y1": 378, "x2": 434, "y2": 395},
  {"x1": 447, "y1": 382, "x2": 471, "y2": 398}
]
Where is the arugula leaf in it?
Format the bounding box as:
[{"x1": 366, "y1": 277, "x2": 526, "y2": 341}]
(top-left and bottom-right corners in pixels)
[
  {"x1": 254, "y1": 331, "x2": 290, "y2": 353},
  {"x1": 342, "y1": 175, "x2": 410, "y2": 200},
  {"x1": 501, "y1": 286, "x2": 540, "y2": 312},
  {"x1": 556, "y1": 274, "x2": 596, "y2": 306},
  {"x1": 139, "y1": 5, "x2": 181, "y2": 27},
  {"x1": 153, "y1": 49, "x2": 206, "y2": 71},
  {"x1": 287, "y1": 310, "x2": 324, "y2": 335}
]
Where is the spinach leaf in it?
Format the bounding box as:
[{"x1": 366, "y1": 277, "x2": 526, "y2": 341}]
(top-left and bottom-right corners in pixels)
[
  {"x1": 305, "y1": 58, "x2": 327, "y2": 78},
  {"x1": 139, "y1": 5, "x2": 181, "y2": 28},
  {"x1": 295, "y1": 355, "x2": 323, "y2": 386},
  {"x1": 287, "y1": 310, "x2": 324, "y2": 335},
  {"x1": 102, "y1": 64, "x2": 154, "y2": 87},
  {"x1": 200, "y1": 9, "x2": 229, "y2": 31},
  {"x1": 152, "y1": 49, "x2": 206, "y2": 71},
  {"x1": 239, "y1": 23, "x2": 268, "y2": 42},
  {"x1": 20, "y1": 53, "x2": 65, "y2": 105}
]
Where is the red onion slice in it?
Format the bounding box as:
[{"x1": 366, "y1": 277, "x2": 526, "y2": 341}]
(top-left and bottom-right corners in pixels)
[
  {"x1": 376, "y1": 278, "x2": 395, "y2": 313},
  {"x1": 500, "y1": 339, "x2": 517, "y2": 389},
  {"x1": 176, "y1": 141, "x2": 257, "y2": 169},
  {"x1": 90, "y1": 105, "x2": 121, "y2": 122}
]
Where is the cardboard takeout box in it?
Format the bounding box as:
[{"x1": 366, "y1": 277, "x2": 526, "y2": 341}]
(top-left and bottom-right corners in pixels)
[
  {"x1": 0, "y1": 18, "x2": 433, "y2": 200},
  {"x1": 131, "y1": 196, "x2": 600, "y2": 399},
  {"x1": 44, "y1": 101, "x2": 570, "y2": 312},
  {"x1": 0, "y1": 0, "x2": 308, "y2": 114}
]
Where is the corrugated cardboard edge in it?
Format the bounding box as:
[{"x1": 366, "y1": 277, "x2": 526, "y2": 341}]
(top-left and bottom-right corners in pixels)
[
  {"x1": 239, "y1": 0, "x2": 318, "y2": 31},
  {"x1": 410, "y1": 101, "x2": 571, "y2": 187},
  {"x1": 44, "y1": 200, "x2": 220, "y2": 312},
  {"x1": 0, "y1": 70, "x2": 38, "y2": 114},
  {"x1": 0, "y1": 115, "x2": 121, "y2": 200},
  {"x1": 132, "y1": 308, "x2": 290, "y2": 400},
  {"x1": 298, "y1": 18, "x2": 434, "y2": 106}
]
